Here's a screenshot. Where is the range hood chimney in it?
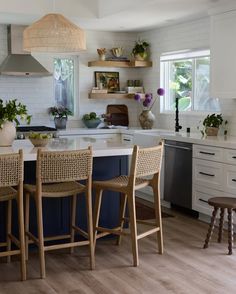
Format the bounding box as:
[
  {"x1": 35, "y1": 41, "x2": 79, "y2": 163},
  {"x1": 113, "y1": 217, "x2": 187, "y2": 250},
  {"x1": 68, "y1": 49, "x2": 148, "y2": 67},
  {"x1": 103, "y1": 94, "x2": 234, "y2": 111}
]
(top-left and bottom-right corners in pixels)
[{"x1": 0, "y1": 25, "x2": 51, "y2": 77}]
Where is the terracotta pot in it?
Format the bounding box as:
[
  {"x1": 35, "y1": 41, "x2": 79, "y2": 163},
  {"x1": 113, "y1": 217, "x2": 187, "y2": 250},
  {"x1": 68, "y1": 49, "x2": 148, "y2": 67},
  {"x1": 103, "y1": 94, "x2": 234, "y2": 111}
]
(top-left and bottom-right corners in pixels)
[
  {"x1": 139, "y1": 110, "x2": 155, "y2": 129},
  {"x1": 205, "y1": 126, "x2": 219, "y2": 136},
  {"x1": 0, "y1": 121, "x2": 16, "y2": 146}
]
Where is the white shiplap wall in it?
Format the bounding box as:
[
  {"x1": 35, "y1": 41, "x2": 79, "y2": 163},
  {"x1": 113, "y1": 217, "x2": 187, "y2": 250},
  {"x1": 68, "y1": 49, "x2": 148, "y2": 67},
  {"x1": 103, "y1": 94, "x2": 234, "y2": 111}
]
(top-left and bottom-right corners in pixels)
[
  {"x1": 0, "y1": 25, "x2": 142, "y2": 128},
  {"x1": 140, "y1": 17, "x2": 236, "y2": 136}
]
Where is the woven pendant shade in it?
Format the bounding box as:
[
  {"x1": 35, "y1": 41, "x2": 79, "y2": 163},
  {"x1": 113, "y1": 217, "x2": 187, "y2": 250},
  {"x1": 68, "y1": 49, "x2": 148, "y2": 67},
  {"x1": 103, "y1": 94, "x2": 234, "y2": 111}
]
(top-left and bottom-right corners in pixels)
[{"x1": 23, "y1": 13, "x2": 86, "y2": 53}]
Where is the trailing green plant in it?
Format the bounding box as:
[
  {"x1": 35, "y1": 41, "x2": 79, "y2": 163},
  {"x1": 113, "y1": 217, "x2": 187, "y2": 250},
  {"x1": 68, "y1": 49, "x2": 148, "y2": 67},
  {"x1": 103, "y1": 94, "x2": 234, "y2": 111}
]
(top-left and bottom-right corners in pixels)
[
  {"x1": 198, "y1": 113, "x2": 228, "y2": 136},
  {"x1": 132, "y1": 40, "x2": 149, "y2": 58},
  {"x1": 49, "y1": 106, "x2": 72, "y2": 118},
  {"x1": 0, "y1": 99, "x2": 31, "y2": 128}
]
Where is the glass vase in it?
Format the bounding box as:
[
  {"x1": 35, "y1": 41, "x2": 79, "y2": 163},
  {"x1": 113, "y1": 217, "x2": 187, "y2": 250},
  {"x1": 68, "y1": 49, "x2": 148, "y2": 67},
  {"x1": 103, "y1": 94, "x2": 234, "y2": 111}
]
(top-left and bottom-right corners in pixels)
[{"x1": 139, "y1": 110, "x2": 155, "y2": 129}]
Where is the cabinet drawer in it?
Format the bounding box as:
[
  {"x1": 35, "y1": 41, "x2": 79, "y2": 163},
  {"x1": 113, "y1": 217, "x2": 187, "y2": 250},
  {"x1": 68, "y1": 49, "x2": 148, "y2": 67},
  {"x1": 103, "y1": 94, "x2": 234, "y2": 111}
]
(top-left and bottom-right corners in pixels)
[
  {"x1": 192, "y1": 186, "x2": 214, "y2": 216},
  {"x1": 223, "y1": 149, "x2": 236, "y2": 165},
  {"x1": 224, "y1": 164, "x2": 236, "y2": 194},
  {"x1": 193, "y1": 145, "x2": 223, "y2": 162},
  {"x1": 193, "y1": 158, "x2": 224, "y2": 191}
]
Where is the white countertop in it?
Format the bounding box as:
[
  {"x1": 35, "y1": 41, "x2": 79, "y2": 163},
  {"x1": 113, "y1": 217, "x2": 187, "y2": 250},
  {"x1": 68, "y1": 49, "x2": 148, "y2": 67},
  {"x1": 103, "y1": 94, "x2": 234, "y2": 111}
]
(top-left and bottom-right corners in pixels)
[{"x1": 0, "y1": 136, "x2": 133, "y2": 161}]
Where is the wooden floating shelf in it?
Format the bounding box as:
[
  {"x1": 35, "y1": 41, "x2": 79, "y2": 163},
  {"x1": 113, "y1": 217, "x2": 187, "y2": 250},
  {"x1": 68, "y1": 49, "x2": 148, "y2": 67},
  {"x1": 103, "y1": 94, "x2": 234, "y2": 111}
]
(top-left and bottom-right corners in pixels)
[
  {"x1": 89, "y1": 93, "x2": 134, "y2": 99},
  {"x1": 88, "y1": 60, "x2": 152, "y2": 68}
]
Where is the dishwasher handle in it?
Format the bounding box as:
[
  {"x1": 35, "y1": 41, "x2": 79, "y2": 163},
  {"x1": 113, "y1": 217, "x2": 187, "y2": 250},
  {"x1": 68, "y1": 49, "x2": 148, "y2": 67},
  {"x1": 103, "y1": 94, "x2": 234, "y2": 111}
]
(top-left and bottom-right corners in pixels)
[{"x1": 164, "y1": 143, "x2": 192, "y2": 151}]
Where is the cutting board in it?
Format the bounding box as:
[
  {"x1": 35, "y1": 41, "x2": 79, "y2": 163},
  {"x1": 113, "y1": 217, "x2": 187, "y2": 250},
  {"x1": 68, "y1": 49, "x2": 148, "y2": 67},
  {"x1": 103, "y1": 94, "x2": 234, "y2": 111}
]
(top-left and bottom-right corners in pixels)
[{"x1": 106, "y1": 104, "x2": 129, "y2": 126}]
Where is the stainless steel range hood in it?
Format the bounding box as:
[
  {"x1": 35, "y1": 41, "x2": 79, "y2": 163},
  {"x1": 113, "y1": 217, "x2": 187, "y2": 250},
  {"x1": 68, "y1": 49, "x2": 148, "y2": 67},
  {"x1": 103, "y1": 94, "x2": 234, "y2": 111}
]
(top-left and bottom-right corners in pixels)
[{"x1": 0, "y1": 25, "x2": 51, "y2": 77}]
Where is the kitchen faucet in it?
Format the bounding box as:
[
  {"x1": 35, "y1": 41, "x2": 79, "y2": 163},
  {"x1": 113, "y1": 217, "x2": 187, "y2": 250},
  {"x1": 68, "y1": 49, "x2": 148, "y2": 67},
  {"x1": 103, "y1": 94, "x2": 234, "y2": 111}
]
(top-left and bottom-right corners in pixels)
[{"x1": 175, "y1": 97, "x2": 182, "y2": 132}]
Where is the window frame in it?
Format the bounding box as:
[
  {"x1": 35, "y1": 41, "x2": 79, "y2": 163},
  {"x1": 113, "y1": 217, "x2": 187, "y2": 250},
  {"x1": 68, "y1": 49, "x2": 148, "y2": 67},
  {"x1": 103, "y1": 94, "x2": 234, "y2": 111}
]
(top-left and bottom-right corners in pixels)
[{"x1": 160, "y1": 49, "x2": 216, "y2": 115}]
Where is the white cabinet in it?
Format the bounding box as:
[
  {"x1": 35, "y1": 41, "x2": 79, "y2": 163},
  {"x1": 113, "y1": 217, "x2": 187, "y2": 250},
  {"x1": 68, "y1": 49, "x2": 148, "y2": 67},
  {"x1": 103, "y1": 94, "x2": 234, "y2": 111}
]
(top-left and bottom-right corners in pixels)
[
  {"x1": 211, "y1": 10, "x2": 236, "y2": 99},
  {"x1": 192, "y1": 144, "x2": 236, "y2": 216}
]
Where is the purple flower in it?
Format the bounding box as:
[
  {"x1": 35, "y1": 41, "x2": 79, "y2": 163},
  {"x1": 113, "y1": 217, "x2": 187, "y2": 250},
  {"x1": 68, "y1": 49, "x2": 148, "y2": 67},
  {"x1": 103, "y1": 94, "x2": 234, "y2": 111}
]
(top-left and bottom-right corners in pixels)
[
  {"x1": 145, "y1": 93, "x2": 152, "y2": 100},
  {"x1": 157, "y1": 88, "x2": 165, "y2": 96},
  {"x1": 134, "y1": 93, "x2": 141, "y2": 101},
  {"x1": 143, "y1": 100, "x2": 150, "y2": 107}
]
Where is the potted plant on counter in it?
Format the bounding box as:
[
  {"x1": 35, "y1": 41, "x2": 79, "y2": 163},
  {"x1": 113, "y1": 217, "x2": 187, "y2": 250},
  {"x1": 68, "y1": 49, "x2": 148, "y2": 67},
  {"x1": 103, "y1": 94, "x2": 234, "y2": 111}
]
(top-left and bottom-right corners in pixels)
[
  {"x1": 0, "y1": 99, "x2": 31, "y2": 146},
  {"x1": 201, "y1": 113, "x2": 228, "y2": 136},
  {"x1": 49, "y1": 106, "x2": 72, "y2": 130}
]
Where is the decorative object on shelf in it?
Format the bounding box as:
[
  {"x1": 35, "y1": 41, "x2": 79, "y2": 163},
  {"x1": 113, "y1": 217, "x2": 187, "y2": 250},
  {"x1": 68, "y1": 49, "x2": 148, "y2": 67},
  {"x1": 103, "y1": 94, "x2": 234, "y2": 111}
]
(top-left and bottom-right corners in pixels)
[
  {"x1": 82, "y1": 112, "x2": 101, "y2": 128},
  {"x1": 94, "y1": 71, "x2": 120, "y2": 93},
  {"x1": 28, "y1": 132, "x2": 52, "y2": 147},
  {"x1": 23, "y1": 13, "x2": 86, "y2": 53},
  {"x1": 97, "y1": 48, "x2": 107, "y2": 61},
  {"x1": 134, "y1": 88, "x2": 165, "y2": 129},
  {"x1": 132, "y1": 39, "x2": 149, "y2": 61},
  {"x1": 49, "y1": 106, "x2": 72, "y2": 130},
  {"x1": 199, "y1": 113, "x2": 228, "y2": 136},
  {"x1": 110, "y1": 47, "x2": 123, "y2": 58},
  {"x1": 0, "y1": 99, "x2": 31, "y2": 146}
]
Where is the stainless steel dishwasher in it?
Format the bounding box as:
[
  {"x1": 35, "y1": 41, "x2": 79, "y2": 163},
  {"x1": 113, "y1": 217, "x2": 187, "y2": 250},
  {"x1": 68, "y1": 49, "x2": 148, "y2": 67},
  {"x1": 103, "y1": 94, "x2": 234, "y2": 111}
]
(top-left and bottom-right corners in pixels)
[{"x1": 164, "y1": 140, "x2": 192, "y2": 209}]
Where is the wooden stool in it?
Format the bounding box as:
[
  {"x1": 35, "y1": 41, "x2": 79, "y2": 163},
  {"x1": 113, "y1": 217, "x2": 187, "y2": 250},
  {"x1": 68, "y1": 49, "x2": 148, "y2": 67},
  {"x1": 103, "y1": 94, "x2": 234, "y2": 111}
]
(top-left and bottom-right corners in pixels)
[
  {"x1": 203, "y1": 197, "x2": 236, "y2": 255},
  {"x1": 0, "y1": 150, "x2": 26, "y2": 281},
  {"x1": 24, "y1": 147, "x2": 94, "y2": 279},
  {"x1": 93, "y1": 144, "x2": 163, "y2": 267}
]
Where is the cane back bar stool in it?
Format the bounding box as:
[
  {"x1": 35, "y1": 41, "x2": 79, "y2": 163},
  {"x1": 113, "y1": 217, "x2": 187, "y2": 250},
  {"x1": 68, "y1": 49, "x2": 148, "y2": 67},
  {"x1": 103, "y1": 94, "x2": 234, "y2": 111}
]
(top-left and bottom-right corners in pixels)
[
  {"x1": 203, "y1": 197, "x2": 236, "y2": 255},
  {"x1": 93, "y1": 144, "x2": 164, "y2": 266},
  {"x1": 0, "y1": 150, "x2": 26, "y2": 281},
  {"x1": 24, "y1": 147, "x2": 94, "y2": 279}
]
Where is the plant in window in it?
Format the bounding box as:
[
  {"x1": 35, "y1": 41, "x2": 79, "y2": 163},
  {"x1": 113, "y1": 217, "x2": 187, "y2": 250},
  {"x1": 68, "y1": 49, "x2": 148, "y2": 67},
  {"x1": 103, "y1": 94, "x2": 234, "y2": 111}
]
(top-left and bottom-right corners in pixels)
[
  {"x1": 198, "y1": 113, "x2": 228, "y2": 136},
  {"x1": 132, "y1": 40, "x2": 149, "y2": 61},
  {"x1": 49, "y1": 106, "x2": 72, "y2": 130}
]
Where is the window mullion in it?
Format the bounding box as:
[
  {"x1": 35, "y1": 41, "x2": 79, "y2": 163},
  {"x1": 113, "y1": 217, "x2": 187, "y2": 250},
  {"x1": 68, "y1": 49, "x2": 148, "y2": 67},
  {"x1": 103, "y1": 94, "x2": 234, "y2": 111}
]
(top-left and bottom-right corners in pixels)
[{"x1": 192, "y1": 58, "x2": 196, "y2": 111}]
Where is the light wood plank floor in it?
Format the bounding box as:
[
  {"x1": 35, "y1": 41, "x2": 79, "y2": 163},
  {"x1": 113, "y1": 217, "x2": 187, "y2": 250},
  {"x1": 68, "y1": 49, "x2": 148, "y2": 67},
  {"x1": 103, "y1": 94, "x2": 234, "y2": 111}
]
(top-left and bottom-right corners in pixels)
[{"x1": 1, "y1": 211, "x2": 236, "y2": 294}]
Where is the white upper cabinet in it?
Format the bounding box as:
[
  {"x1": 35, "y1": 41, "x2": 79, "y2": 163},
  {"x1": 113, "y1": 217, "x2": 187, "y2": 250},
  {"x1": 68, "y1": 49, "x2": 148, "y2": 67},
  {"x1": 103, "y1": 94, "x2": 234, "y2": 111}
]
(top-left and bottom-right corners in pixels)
[{"x1": 210, "y1": 10, "x2": 236, "y2": 99}]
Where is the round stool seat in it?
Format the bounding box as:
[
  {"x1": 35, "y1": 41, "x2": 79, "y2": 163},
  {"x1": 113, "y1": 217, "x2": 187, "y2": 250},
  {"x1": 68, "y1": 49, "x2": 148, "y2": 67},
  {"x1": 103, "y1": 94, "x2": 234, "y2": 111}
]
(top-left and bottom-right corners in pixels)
[{"x1": 208, "y1": 197, "x2": 236, "y2": 209}]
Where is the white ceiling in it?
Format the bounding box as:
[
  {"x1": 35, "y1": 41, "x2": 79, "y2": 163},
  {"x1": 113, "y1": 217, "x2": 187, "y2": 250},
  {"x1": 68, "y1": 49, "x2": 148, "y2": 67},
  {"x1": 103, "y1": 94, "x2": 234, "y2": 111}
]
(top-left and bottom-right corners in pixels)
[{"x1": 0, "y1": 0, "x2": 235, "y2": 32}]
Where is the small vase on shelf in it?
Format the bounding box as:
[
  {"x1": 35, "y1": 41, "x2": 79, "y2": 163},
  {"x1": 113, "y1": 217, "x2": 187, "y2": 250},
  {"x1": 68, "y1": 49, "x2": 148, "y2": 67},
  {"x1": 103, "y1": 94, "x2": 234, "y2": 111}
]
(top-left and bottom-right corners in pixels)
[{"x1": 139, "y1": 110, "x2": 155, "y2": 129}]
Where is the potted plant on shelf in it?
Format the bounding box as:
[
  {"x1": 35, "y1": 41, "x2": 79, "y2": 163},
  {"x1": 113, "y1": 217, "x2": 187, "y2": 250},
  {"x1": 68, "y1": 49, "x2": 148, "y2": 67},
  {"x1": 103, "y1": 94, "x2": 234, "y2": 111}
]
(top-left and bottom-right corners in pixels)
[
  {"x1": 49, "y1": 106, "x2": 72, "y2": 130},
  {"x1": 132, "y1": 40, "x2": 150, "y2": 61},
  {"x1": 201, "y1": 113, "x2": 228, "y2": 136},
  {"x1": 0, "y1": 99, "x2": 31, "y2": 146}
]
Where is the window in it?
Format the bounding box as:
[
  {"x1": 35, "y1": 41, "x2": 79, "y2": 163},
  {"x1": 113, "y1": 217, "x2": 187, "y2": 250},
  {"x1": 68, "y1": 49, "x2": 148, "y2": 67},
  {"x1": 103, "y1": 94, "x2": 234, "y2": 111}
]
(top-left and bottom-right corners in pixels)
[
  {"x1": 54, "y1": 58, "x2": 75, "y2": 114},
  {"x1": 160, "y1": 50, "x2": 220, "y2": 112}
]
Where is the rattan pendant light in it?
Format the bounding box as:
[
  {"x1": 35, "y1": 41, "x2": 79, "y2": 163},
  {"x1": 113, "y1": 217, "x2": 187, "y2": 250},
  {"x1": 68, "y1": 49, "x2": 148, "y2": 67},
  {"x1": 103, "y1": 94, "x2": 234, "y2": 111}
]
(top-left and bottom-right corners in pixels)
[{"x1": 23, "y1": 13, "x2": 86, "y2": 53}]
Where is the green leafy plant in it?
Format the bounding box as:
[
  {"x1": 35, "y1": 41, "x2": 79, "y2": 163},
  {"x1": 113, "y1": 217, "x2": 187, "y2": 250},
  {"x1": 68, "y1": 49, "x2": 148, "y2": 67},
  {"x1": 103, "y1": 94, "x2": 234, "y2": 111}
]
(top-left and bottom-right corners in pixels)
[
  {"x1": 82, "y1": 112, "x2": 100, "y2": 121},
  {"x1": 132, "y1": 40, "x2": 149, "y2": 59},
  {"x1": 198, "y1": 113, "x2": 228, "y2": 136},
  {"x1": 0, "y1": 99, "x2": 31, "y2": 128},
  {"x1": 49, "y1": 106, "x2": 72, "y2": 118}
]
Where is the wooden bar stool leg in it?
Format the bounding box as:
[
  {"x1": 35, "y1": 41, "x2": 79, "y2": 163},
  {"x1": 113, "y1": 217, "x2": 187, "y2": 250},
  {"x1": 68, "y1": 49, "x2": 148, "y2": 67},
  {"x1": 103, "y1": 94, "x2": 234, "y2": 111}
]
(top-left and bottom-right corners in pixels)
[
  {"x1": 70, "y1": 194, "x2": 77, "y2": 254},
  {"x1": 218, "y1": 208, "x2": 225, "y2": 243},
  {"x1": 117, "y1": 193, "x2": 127, "y2": 246},
  {"x1": 17, "y1": 189, "x2": 26, "y2": 281},
  {"x1": 86, "y1": 184, "x2": 95, "y2": 270},
  {"x1": 6, "y1": 199, "x2": 12, "y2": 263},
  {"x1": 35, "y1": 195, "x2": 46, "y2": 279},
  {"x1": 127, "y1": 191, "x2": 139, "y2": 267},
  {"x1": 93, "y1": 189, "x2": 103, "y2": 250},
  {"x1": 203, "y1": 207, "x2": 218, "y2": 249},
  {"x1": 25, "y1": 192, "x2": 30, "y2": 261},
  {"x1": 227, "y1": 208, "x2": 233, "y2": 255}
]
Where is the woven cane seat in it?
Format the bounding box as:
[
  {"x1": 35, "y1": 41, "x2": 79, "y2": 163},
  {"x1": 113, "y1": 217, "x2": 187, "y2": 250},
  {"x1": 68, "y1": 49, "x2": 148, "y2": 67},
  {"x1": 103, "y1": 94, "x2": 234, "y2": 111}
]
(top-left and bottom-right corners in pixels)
[
  {"x1": 24, "y1": 181, "x2": 85, "y2": 197},
  {"x1": 93, "y1": 175, "x2": 150, "y2": 192},
  {"x1": 0, "y1": 186, "x2": 17, "y2": 201}
]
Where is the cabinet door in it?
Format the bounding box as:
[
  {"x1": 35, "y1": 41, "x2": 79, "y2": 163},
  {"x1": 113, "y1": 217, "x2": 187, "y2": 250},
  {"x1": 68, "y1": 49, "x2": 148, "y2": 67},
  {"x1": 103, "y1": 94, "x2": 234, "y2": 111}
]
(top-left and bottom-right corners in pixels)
[{"x1": 211, "y1": 10, "x2": 236, "y2": 99}]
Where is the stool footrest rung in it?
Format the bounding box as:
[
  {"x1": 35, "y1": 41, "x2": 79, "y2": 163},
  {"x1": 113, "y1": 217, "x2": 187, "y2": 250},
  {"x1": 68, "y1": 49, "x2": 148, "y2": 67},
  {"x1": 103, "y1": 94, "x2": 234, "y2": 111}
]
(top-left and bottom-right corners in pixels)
[
  {"x1": 137, "y1": 227, "x2": 160, "y2": 240},
  {"x1": 44, "y1": 240, "x2": 89, "y2": 251},
  {"x1": 96, "y1": 226, "x2": 128, "y2": 236},
  {"x1": 72, "y1": 225, "x2": 88, "y2": 239}
]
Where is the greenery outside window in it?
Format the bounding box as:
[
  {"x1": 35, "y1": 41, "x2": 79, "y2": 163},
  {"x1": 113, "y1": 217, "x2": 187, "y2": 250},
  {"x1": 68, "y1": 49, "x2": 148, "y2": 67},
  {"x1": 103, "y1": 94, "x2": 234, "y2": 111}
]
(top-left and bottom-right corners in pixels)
[
  {"x1": 54, "y1": 58, "x2": 75, "y2": 114},
  {"x1": 160, "y1": 50, "x2": 220, "y2": 113}
]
